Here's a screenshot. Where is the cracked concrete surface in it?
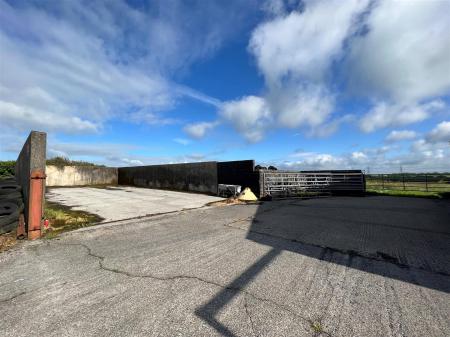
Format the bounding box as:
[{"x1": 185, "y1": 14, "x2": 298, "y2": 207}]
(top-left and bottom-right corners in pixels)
[{"x1": 0, "y1": 196, "x2": 449, "y2": 337}]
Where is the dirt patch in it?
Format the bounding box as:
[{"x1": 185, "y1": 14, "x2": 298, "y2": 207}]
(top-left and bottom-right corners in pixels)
[
  {"x1": 0, "y1": 231, "x2": 17, "y2": 252},
  {"x1": 207, "y1": 197, "x2": 261, "y2": 207}
]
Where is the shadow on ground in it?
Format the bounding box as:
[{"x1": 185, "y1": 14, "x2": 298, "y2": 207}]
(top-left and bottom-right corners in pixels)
[{"x1": 196, "y1": 195, "x2": 450, "y2": 337}]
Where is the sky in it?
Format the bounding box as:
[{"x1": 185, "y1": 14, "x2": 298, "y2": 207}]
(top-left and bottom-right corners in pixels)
[{"x1": 0, "y1": 0, "x2": 449, "y2": 173}]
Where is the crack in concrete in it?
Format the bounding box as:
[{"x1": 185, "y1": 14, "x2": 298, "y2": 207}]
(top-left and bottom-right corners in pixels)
[
  {"x1": 224, "y1": 221, "x2": 450, "y2": 277},
  {"x1": 243, "y1": 295, "x2": 258, "y2": 337},
  {"x1": 0, "y1": 291, "x2": 26, "y2": 303},
  {"x1": 56, "y1": 242, "x2": 331, "y2": 335}
]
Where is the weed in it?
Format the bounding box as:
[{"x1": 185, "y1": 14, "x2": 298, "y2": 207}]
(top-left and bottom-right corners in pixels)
[
  {"x1": 43, "y1": 201, "x2": 103, "y2": 238},
  {"x1": 310, "y1": 321, "x2": 323, "y2": 334}
]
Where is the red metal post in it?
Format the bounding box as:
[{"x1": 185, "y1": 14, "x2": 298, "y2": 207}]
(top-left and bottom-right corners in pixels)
[
  {"x1": 28, "y1": 170, "x2": 46, "y2": 240},
  {"x1": 16, "y1": 214, "x2": 26, "y2": 239}
]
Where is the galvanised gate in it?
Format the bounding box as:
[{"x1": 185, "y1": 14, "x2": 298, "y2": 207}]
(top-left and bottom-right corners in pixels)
[{"x1": 259, "y1": 170, "x2": 365, "y2": 198}]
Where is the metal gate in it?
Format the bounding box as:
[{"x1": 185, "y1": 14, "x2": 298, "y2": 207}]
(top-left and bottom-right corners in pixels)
[{"x1": 260, "y1": 170, "x2": 365, "y2": 198}]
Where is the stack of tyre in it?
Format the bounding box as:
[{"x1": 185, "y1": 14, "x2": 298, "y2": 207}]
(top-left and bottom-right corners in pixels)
[{"x1": 0, "y1": 177, "x2": 24, "y2": 234}]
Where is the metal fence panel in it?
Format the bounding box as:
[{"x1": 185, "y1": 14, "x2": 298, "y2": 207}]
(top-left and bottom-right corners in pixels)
[{"x1": 261, "y1": 170, "x2": 365, "y2": 197}]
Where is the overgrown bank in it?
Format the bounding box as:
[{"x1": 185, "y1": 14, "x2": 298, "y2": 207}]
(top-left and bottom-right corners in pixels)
[{"x1": 0, "y1": 157, "x2": 104, "y2": 178}]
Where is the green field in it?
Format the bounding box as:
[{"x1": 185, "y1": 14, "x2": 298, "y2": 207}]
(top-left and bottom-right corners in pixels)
[
  {"x1": 366, "y1": 179, "x2": 450, "y2": 192},
  {"x1": 366, "y1": 173, "x2": 450, "y2": 198}
]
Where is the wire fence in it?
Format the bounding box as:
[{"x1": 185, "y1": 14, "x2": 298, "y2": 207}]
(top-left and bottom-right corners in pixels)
[{"x1": 365, "y1": 173, "x2": 450, "y2": 192}]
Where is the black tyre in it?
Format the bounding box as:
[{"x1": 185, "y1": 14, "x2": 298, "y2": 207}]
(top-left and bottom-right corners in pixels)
[
  {"x1": 0, "y1": 220, "x2": 18, "y2": 234},
  {"x1": 0, "y1": 184, "x2": 22, "y2": 195},
  {"x1": 0, "y1": 177, "x2": 17, "y2": 184},
  {"x1": 0, "y1": 202, "x2": 20, "y2": 227},
  {"x1": 0, "y1": 191, "x2": 22, "y2": 199},
  {"x1": 1, "y1": 197, "x2": 24, "y2": 211}
]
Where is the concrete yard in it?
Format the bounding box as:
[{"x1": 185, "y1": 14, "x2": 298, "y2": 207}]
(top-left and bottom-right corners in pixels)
[
  {"x1": 46, "y1": 186, "x2": 223, "y2": 222},
  {"x1": 1, "y1": 196, "x2": 449, "y2": 337}
]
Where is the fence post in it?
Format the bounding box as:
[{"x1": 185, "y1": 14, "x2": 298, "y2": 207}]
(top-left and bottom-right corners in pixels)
[
  {"x1": 402, "y1": 173, "x2": 405, "y2": 191},
  {"x1": 382, "y1": 174, "x2": 384, "y2": 190},
  {"x1": 425, "y1": 174, "x2": 428, "y2": 192}
]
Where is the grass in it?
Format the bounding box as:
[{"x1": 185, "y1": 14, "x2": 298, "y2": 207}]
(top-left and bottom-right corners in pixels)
[
  {"x1": 1, "y1": 202, "x2": 102, "y2": 248},
  {"x1": 365, "y1": 180, "x2": 450, "y2": 193},
  {"x1": 0, "y1": 160, "x2": 15, "y2": 178},
  {"x1": 366, "y1": 177, "x2": 450, "y2": 199},
  {"x1": 366, "y1": 189, "x2": 449, "y2": 199},
  {"x1": 43, "y1": 201, "x2": 103, "y2": 238},
  {"x1": 46, "y1": 156, "x2": 104, "y2": 167},
  {"x1": 310, "y1": 321, "x2": 323, "y2": 334}
]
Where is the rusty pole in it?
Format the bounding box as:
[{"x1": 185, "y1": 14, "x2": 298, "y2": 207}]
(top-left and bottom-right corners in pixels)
[{"x1": 28, "y1": 170, "x2": 46, "y2": 240}]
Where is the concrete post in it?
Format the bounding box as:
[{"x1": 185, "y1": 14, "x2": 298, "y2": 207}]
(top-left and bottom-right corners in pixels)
[{"x1": 15, "y1": 131, "x2": 47, "y2": 239}]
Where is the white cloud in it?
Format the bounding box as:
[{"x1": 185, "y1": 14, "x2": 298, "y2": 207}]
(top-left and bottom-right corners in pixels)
[
  {"x1": 250, "y1": 0, "x2": 369, "y2": 85},
  {"x1": 359, "y1": 100, "x2": 445, "y2": 133},
  {"x1": 173, "y1": 138, "x2": 191, "y2": 146},
  {"x1": 46, "y1": 141, "x2": 148, "y2": 167},
  {"x1": 0, "y1": 0, "x2": 251, "y2": 137},
  {"x1": 307, "y1": 114, "x2": 354, "y2": 138},
  {"x1": 385, "y1": 130, "x2": 418, "y2": 143},
  {"x1": 219, "y1": 0, "x2": 369, "y2": 142},
  {"x1": 351, "y1": 151, "x2": 367, "y2": 161},
  {"x1": 47, "y1": 142, "x2": 136, "y2": 159},
  {"x1": 219, "y1": 96, "x2": 272, "y2": 142},
  {"x1": 347, "y1": 0, "x2": 450, "y2": 103},
  {"x1": 175, "y1": 85, "x2": 222, "y2": 108},
  {"x1": 0, "y1": 2, "x2": 171, "y2": 133},
  {"x1": 221, "y1": 0, "x2": 450, "y2": 141},
  {"x1": 120, "y1": 158, "x2": 144, "y2": 166},
  {"x1": 3, "y1": 0, "x2": 449, "y2": 152},
  {"x1": 400, "y1": 139, "x2": 449, "y2": 169},
  {"x1": 128, "y1": 109, "x2": 179, "y2": 126},
  {"x1": 426, "y1": 121, "x2": 450, "y2": 144},
  {"x1": 45, "y1": 140, "x2": 218, "y2": 167},
  {"x1": 219, "y1": 0, "x2": 368, "y2": 141},
  {"x1": 270, "y1": 84, "x2": 334, "y2": 128},
  {"x1": 281, "y1": 139, "x2": 450, "y2": 173},
  {"x1": 0, "y1": 100, "x2": 99, "y2": 134},
  {"x1": 261, "y1": 0, "x2": 289, "y2": 17},
  {"x1": 220, "y1": 86, "x2": 336, "y2": 141},
  {"x1": 183, "y1": 121, "x2": 219, "y2": 139},
  {"x1": 284, "y1": 151, "x2": 345, "y2": 170}
]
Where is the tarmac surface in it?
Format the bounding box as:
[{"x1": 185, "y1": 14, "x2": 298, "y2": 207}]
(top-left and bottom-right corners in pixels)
[
  {"x1": 1, "y1": 195, "x2": 449, "y2": 337},
  {"x1": 46, "y1": 186, "x2": 223, "y2": 222}
]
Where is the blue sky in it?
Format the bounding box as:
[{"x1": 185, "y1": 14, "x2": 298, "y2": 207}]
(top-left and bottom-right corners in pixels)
[{"x1": 1, "y1": 0, "x2": 449, "y2": 172}]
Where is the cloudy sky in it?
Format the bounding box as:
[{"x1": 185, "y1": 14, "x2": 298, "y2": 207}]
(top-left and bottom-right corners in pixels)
[{"x1": 0, "y1": 0, "x2": 449, "y2": 172}]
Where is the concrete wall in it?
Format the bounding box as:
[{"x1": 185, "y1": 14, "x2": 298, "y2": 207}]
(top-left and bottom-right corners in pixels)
[
  {"x1": 46, "y1": 166, "x2": 118, "y2": 187},
  {"x1": 14, "y1": 131, "x2": 47, "y2": 228},
  {"x1": 118, "y1": 161, "x2": 218, "y2": 194}
]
